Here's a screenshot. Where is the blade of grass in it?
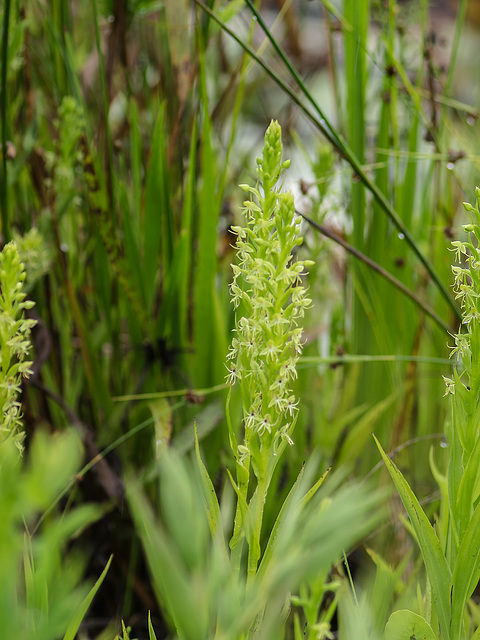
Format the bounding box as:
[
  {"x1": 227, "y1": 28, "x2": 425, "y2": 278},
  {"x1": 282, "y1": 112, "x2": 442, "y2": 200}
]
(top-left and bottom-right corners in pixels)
[
  {"x1": 193, "y1": 39, "x2": 221, "y2": 386},
  {"x1": 194, "y1": 422, "x2": 226, "y2": 549},
  {"x1": 373, "y1": 434, "x2": 451, "y2": 639},
  {"x1": 128, "y1": 98, "x2": 142, "y2": 243},
  {"x1": 450, "y1": 499, "x2": 480, "y2": 640},
  {"x1": 63, "y1": 555, "x2": 113, "y2": 640},
  {"x1": 0, "y1": 0, "x2": 11, "y2": 242},
  {"x1": 344, "y1": 0, "x2": 368, "y2": 250},
  {"x1": 148, "y1": 611, "x2": 158, "y2": 640}
]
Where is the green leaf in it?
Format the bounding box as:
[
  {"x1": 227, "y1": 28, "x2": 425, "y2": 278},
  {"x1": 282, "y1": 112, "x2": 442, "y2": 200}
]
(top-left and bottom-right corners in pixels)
[
  {"x1": 373, "y1": 435, "x2": 451, "y2": 639},
  {"x1": 148, "y1": 611, "x2": 158, "y2": 640},
  {"x1": 450, "y1": 499, "x2": 480, "y2": 639},
  {"x1": 126, "y1": 477, "x2": 209, "y2": 640},
  {"x1": 384, "y1": 610, "x2": 437, "y2": 640},
  {"x1": 257, "y1": 463, "x2": 307, "y2": 581},
  {"x1": 121, "y1": 620, "x2": 130, "y2": 640},
  {"x1": 194, "y1": 421, "x2": 223, "y2": 539},
  {"x1": 63, "y1": 555, "x2": 113, "y2": 640}
]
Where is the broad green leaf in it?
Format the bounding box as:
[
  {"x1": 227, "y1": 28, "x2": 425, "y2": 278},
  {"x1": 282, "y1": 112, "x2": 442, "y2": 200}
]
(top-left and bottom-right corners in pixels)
[
  {"x1": 63, "y1": 555, "x2": 113, "y2": 640},
  {"x1": 374, "y1": 435, "x2": 451, "y2": 639},
  {"x1": 158, "y1": 451, "x2": 210, "y2": 572},
  {"x1": 384, "y1": 610, "x2": 437, "y2": 640},
  {"x1": 257, "y1": 461, "x2": 329, "y2": 582}
]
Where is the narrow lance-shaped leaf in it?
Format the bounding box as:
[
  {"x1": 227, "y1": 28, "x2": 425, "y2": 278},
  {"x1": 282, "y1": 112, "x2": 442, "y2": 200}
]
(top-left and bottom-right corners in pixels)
[
  {"x1": 373, "y1": 435, "x2": 451, "y2": 639},
  {"x1": 450, "y1": 499, "x2": 480, "y2": 640}
]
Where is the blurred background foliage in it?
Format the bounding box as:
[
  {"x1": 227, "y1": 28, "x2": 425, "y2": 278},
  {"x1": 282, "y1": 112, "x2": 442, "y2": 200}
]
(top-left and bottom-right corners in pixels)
[{"x1": 1, "y1": 0, "x2": 480, "y2": 637}]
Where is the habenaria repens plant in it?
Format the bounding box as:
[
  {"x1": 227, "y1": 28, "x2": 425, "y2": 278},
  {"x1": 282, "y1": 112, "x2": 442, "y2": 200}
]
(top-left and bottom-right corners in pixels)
[
  {"x1": 375, "y1": 188, "x2": 480, "y2": 640},
  {"x1": 0, "y1": 239, "x2": 110, "y2": 639},
  {"x1": 127, "y1": 122, "x2": 383, "y2": 640},
  {"x1": 226, "y1": 119, "x2": 312, "y2": 460},
  {"x1": 226, "y1": 119, "x2": 313, "y2": 578},
  {"x1": 0, "y1": 241, "x2": 36, "y2": 452}
]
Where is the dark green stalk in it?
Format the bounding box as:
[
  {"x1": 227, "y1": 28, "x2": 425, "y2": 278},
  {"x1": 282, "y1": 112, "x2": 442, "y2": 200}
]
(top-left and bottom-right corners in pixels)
[
  {"x1": 193, "y1": 0, "x2": 460, "y2": 321},
  {"x1": 1, "y1": 0, "x2": 11, "y2": 243},
  {"x1": 52, "y1": 0, "x2": 66, "y2": 95},
  {"x1": 444, "y1": 0, "x2": 468, "y2": 100}
]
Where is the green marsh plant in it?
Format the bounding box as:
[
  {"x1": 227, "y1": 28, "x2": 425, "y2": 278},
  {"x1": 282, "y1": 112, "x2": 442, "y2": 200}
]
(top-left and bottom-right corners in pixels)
[
  {"x1": 375, "y1": 188, "x2": 480, "y2": 639},
  {"x1": 226, "y1": 119, "x2": 313, "y2": 579},
  {"x1": 0, "y1": 239, "x2": 109, "y2": 639},
  {"x1": 0, "y1": 241, "x2": 36, "y2": 452},
  {"x1": 128, "y1": 122, "x2": 383, "y2": 640}
]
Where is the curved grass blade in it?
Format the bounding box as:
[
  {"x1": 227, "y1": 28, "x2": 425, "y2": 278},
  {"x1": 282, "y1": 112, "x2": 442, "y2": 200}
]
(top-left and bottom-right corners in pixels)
[
  {"x1": 257, "y1": 464, "x2": 330, "y2": 581},
  {"x1": 63, "y1": 555, "x2": 113, "y2": 640},
  {"x1": 194, "y1": 421, "x2": 223, "y2": 540},
  {"x1": 373, "y1": 435, "x2": 451, "y2": 639},
  {"x1": 450, "y1": 500, "x2": 480, "y2": 640},
  {"x1": 148, "y1": 611, "x2": 158, "y2": 640}
]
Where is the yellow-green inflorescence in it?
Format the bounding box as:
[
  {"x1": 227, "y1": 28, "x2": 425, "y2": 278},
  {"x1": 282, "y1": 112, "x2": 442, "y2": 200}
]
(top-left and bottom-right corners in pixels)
[
  {"x1": 0, "y1": 242, "x2": 36, "y2": 452},
  {"x1": 443, "y1": 187, "x2": 480, "y2": 395},
  {"x1": 226, "y1": 120, "x2": 312, "y2": 457}
]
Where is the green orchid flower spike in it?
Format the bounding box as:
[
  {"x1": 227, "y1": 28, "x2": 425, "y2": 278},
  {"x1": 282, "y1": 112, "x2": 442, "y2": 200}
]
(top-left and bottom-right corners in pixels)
[
  {"x1": 0, "y1": 241, "x2": 36, "y2": 453},
  {"x1": 227, "y1": 120, "x2": 313, "y2": 471}
]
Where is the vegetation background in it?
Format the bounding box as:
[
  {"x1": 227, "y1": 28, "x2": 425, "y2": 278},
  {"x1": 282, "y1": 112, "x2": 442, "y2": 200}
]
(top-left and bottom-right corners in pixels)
[{"x1": 2, "y1": 0, "x2": 480, "y2": 638}]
